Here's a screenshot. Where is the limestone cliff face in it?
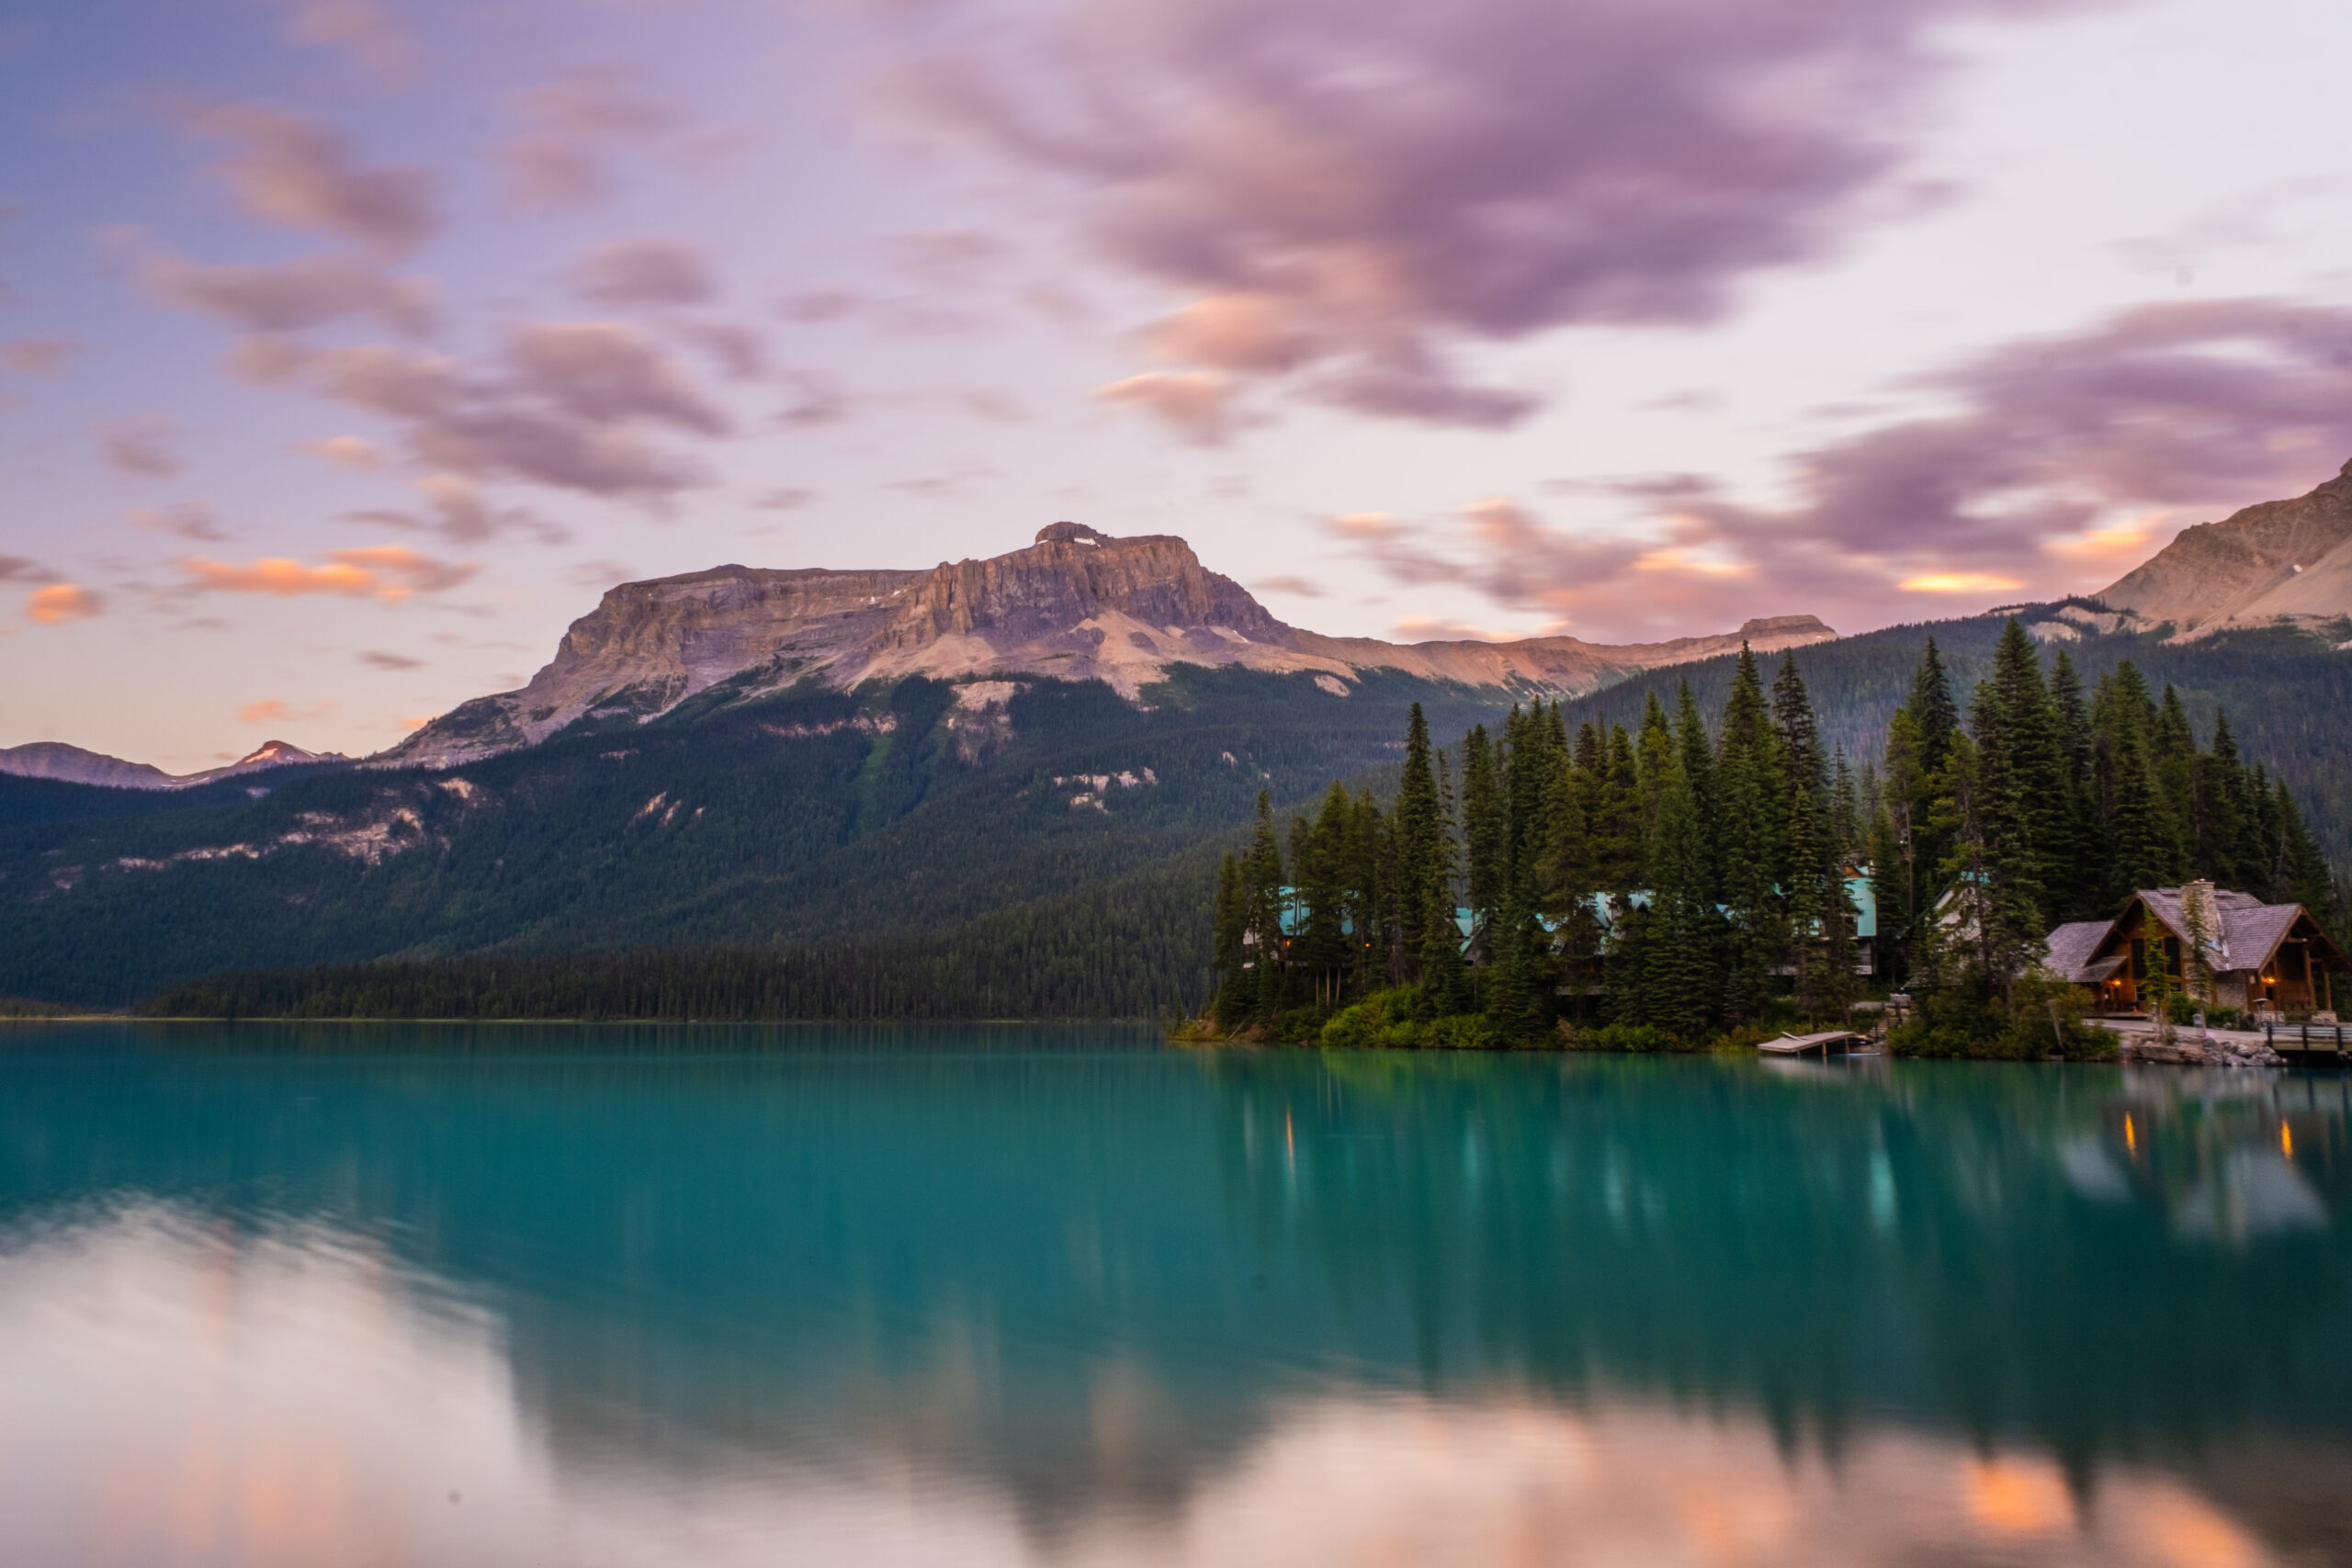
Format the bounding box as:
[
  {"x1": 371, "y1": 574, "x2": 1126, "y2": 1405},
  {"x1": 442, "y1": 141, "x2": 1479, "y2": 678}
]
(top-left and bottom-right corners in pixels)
[
  {"x1": 379, "y1": 523, "x2": 1834, "y2": 768},
  {"x1": 2098, "y1": 458, "x2": 2352, "y2": 636}
]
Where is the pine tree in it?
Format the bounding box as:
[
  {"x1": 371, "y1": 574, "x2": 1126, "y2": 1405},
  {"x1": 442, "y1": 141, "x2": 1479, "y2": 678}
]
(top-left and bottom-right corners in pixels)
[
  {"x1": 1773, "y1": 651, "x2": 1840, "y2": 1017},
  {"x1": 1211, "y1": 852, "x2": 1250, "y2": 1024},
  {"x1": 1593, "y1": 723, "x2": 1645, "y2": 893},
  {"x1": 1540, "y1": 732, "x2": 1604, "y2": 1021},
  {"x1": 2092, "y1": 664, "x2": 2186, "y2": 899},
  {"x1": 1715, "y1": 644, "x2": 1782, "y2": 1023},
  {"x1": 1244, "y1": 790, "x2": 1288, "y2": 1011},
  {"x1": 1909, "y1": 637, "x2": 1960, "y2": 777},
  {"x1": 1673, "y1": 680, "x2": 1718, "y2": 902},
  {"x1": 1635, "y1": 691, "x2": 1675, "y2": 848},
  {"x1": 2187, "y1": 716, "x2": 2244, "y2": 887},
  {"x1": 1296, "y1": 782, "x2": 1353, "y2": 1001},
  {"x1": 1460, "y1": 724, "x2": 1505, "y2": 934},
  {"x1": 2276, "y1": 776, "x2": 2335, "y2": 919},
  {"x1": 2048, "y1": 648, "x2": 2102, "y2": 910},
  {"x1": 1348, "y1": 789, "x2": 1386, "y2": 997},
  {"x1": 1422, "y1": 745, "x2": 1470, "y2": 1013},
  {"x1": 1644, "y1": 747, "x2": 1718, "y2": 1039},
  {"x1": 1506, "y1": 703, "x2": 1561, "y2": 892},
  {"x1": 1393, "y1": 704, "x2": 1442, "y2": 981}
]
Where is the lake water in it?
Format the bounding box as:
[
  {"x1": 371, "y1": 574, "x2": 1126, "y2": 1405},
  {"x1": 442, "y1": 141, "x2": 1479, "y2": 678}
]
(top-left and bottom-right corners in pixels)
[{"x1": 3, "y1": 1024, "x2": 2349, "y2": 1568}]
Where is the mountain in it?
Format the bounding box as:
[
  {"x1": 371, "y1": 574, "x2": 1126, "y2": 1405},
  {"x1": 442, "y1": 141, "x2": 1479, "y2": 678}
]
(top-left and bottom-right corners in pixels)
[
  {"x1": 0, "y1": 744, "x2": 175, "y2": 790},
  {"x1": 0, "y1": 738, "x2": 343, "y2": 791},
  {"x1": 7, "y1": 502, "x2": 2347, "y2": 1014},
  {"x1": 383, "y1": 522, "x2": 1833, "y2": 769},
  {"x1": 2097, "y1": 458, "x2": 2352, "y2": 638}
]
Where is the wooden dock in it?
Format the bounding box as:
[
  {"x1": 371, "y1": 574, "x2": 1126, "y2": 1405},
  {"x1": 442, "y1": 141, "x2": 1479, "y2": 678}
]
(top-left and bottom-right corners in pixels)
[{"x1": 1758, "y1": 1031, "x2": 1871, "y2": 1058}]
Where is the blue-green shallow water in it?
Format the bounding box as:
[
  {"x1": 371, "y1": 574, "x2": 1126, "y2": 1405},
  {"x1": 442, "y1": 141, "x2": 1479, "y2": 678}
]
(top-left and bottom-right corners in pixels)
[{"x1": 3, "y1": 1023, "x2": 2349, "y2": 1566}]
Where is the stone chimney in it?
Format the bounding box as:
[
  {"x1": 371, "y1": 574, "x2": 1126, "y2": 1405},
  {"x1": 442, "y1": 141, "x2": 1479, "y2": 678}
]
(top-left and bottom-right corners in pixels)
[{"x1": 2180, "y1": 879, "x2": 2222, "y2": 988}]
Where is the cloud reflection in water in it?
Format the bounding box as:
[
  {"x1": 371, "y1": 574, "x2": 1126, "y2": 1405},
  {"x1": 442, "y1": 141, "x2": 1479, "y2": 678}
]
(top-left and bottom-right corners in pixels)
[{"x1": 0, "y1": 1201, "x2": 2298, "y2": 1568}]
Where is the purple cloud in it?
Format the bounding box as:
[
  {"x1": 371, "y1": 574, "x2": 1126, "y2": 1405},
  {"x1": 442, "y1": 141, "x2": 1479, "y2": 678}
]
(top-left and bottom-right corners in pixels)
[
  {"x1": 238, "y1": 321, "x2": 729, "y2": 502},
  {"x1": 573, "y1": 240, "x2": 716, "y2": 308},
  {"x1": 345, "y1": 474, "x2": 571, "y2": 546},
  {"x1": 882, "y1": 0, "x2": 2118, "y2": 427},
  {"x1": 1329, "y1": 298, "x2": 2352, "y2": 639},
  {"x1": 128, "y1": 502, "x2": 230, "y2": 541},
  {"x1": 100, "y1": 415, "x2": 181, "y2": 477},
  {"x1": 502, "y1": 69, "x2": 676, "y2": 210},
  {"x1": 140, "y1": 250, "x2": 435, "y2": 335},
  {"x1": 1, "y1": 337, "x2": 79, "y2": 377},
  {"x1": 278, "y1": 0, "x2": 414, "y2": 85},
  {"x1": 189, "y1": 104, "x2": 436, "y2": 254}
]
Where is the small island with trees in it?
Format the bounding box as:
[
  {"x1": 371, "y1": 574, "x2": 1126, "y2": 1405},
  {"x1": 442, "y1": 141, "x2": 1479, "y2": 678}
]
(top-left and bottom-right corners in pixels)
[{"x1": 1184, "y1": 620, "x2": 2345, "y2": 1058}]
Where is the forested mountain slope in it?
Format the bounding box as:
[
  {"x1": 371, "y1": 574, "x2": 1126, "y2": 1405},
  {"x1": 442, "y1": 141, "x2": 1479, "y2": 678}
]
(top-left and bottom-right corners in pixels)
[
  {"x1": 1553, "y1": 616, "x2": 2352, "y2": 873},
  {"x1": 1, "y1": 667, "x2": 1504, "y2": 1006}
]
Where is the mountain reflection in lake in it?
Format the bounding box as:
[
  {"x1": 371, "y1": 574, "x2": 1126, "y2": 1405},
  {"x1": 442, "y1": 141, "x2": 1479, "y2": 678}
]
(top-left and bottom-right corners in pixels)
[{"x1": 2, "y1": 1027, "x2": 2347, "y2": 1567}]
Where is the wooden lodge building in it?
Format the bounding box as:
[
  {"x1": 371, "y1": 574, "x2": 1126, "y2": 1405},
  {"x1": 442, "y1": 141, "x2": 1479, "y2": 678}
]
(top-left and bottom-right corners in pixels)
[{"x1": 2042, "y1": 882, "x2": 2348, "y2": 1017}]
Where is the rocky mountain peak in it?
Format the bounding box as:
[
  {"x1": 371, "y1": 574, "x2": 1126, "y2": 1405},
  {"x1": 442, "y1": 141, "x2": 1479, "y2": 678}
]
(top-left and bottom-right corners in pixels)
[
  {"x1": 2098, "y1": 457, "x2": 2352, "y2": 637},
  {"x1": 379, "y1": 522, "x2": 1837, "y2": 770}
]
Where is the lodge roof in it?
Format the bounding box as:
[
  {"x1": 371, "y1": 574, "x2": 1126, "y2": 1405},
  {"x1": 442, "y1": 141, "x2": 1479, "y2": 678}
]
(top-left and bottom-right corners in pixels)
[
  {"x1": 2041, "y1": 885, "x2": 2346, "y2": 983},
  {"x1": 2044, "y1": 919, "x2": 2112, "y2": 983}
]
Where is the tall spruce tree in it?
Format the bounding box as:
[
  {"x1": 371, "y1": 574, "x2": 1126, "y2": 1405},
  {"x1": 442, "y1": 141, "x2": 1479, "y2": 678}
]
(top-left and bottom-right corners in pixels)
[
  {"x1": 1540, "y1": 728, "x2": 1603, "y2": 1021},
  {"x1": 1715, "y1": 645, "x2": 1782, "y2": 1023},
  {"x1": 1459, "y1": 724, "x2": 1505, "y2": 938},
  {"x1": 1909, "y1": 637, "x2": 1960, "y2": 776},
  {"x1": 1772, "y1": 652, "x2": 1835, "y2": 1014},
  {"x1": 1392, "y1": 705, "x2": 1442, "y2": 983},
  {"x1": 1244, "y1": 790, "x2": 1288, "y2": 1011},
  {"x1": 1593, "y1": 724, "x2": 1645, "y2": 893},
  {"x1": 1296, "y1": 783, "x2": 1353, "y2": 1002},
  {"x1": 1422, "y1": 747, "x2": 1471, "y2": 1012},
  {"x1": 1965, "y1": 621, "x2": 2064, "y2": 978},
  {"x1": 1644, "y1": 746, "x2": 1718, "y2": 1038},
  {"x1": 1212, "y1": 852, "x2": 1250, "y2": 1023}
]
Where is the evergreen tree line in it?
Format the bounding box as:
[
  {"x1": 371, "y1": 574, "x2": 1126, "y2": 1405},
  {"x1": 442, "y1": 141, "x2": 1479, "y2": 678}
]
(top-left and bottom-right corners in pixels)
[
  {"x1": 1207, "y1": 621, "x2": 2343, "y2": 1046},
  {"x1": 141, "y1": 861, "x2": 1219, "y2": 1021}
]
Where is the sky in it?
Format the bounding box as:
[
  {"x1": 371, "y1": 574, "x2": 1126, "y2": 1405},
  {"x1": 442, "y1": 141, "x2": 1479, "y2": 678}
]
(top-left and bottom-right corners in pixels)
[{"x1": 3, "y1": 0, "x2": 2351, "y2": 772}]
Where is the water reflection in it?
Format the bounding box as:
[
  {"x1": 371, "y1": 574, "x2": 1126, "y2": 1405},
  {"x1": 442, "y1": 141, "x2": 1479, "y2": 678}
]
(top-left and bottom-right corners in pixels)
[{"x1": 1, "y1": 1029, "x2": 2348, "y2": 1565}]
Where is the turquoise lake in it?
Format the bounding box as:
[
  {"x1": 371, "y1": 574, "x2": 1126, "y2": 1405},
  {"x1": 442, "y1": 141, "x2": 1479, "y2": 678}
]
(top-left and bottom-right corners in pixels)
[{"x1": 3, "y1": 1024, "x2": 2348, "y2": 1567}]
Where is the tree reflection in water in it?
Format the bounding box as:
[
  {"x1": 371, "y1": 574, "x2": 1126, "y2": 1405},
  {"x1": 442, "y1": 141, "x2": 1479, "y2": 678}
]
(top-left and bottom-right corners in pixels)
[{"x1": 0, "y1": 1028, "x2": 2346, "y2": 1565}]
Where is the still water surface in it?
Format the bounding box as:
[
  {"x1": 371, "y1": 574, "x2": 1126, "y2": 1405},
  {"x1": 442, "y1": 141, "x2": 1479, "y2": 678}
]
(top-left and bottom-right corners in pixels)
[{"x1": 3, "y1": 1024, "x2": 2349, "y2": 1567}]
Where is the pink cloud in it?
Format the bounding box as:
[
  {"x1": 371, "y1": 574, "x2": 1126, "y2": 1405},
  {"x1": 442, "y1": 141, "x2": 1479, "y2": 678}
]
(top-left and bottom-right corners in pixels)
[
  {"x1": 1098, "y1": 370, "x2": 1239, "y2": 444},
  {"x1": 179, "y1": 546, "x2": 476, "y2": 602},
  {"x1": 26, "y1": 584, "x2": 101, "y2": 624}
]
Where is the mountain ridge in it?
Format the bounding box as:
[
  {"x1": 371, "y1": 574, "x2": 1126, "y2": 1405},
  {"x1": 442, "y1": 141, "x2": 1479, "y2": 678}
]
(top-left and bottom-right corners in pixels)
[
  {"x1": 0, "y1": 739, "x2": 344, "y2": 792},
  {"x1": 381, "y1": 521, "x2": 1835, "y2": 770},
  {"x1": 2098, "y1": 457, "x2": 2352, "y2": 637}
]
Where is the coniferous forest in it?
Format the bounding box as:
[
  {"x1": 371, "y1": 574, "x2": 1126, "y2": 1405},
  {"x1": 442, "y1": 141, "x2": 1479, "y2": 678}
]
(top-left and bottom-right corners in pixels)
[{"x1": 1201, "y1": 621, "x2": 2345, "y2": 1055}]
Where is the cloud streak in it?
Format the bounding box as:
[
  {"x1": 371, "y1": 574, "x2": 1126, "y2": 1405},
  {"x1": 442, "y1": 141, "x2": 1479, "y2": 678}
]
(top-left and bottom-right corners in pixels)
[
  {"x1": 140, "y1": 250, "x2": 435, "y2": 335},
  {"x1": 179, "y1": 545, "x2": 476, "y2": 601},
  {"x1": 236, "y1": 321, "x2": 729, "y2": 502}
]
